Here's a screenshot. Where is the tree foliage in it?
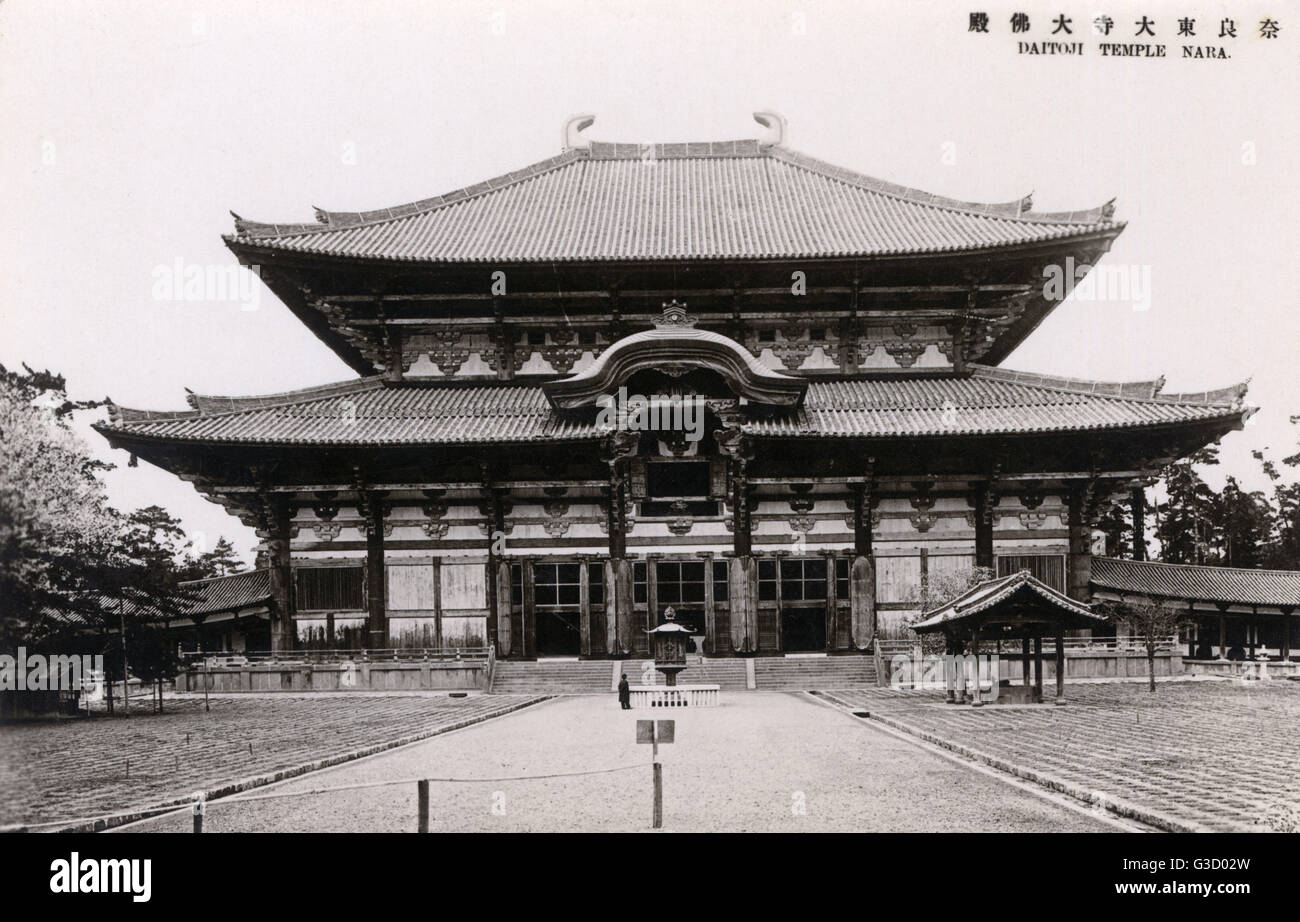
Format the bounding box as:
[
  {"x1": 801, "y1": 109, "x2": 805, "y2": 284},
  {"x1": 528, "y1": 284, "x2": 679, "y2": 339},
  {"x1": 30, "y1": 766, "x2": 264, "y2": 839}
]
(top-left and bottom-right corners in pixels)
[{"x1": 0, "y1": 364, "x2": 240, "y2": 665}]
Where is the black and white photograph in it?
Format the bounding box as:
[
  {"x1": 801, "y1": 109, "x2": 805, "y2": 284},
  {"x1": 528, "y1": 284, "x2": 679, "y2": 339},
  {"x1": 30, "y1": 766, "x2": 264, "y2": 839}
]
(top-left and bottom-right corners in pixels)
[{"x1": 1, "y1": 0, "x2": 1295, "y2": 902}]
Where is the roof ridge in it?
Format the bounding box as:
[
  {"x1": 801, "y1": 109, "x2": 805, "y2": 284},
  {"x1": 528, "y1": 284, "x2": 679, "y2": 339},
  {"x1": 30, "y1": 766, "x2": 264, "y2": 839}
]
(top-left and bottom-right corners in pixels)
[
  {"x1": 230, "y1": 139, "x2": 1120, "y2": 243},
  {"x1": 109, "y1": 377, "x2": 387, "y2": 425},
  {"x1": 1094, "y1": 557, "x2": 1300, "y2": 579},
  {"x1": 767, "y1": 146, "x2": 1118, "y2": 225},
  {"x1": 179, "y1": 569, "x2": 267, "y2": 589},
  {"x1": 970, "y1": 364, "x2": 1248, "y2": 408},
  {"x1": 185, "y1": 376, "x2": 389, "y2": 413},
  {"x1": 232, "y1": 149, "x2": 586, "y2": 239}
]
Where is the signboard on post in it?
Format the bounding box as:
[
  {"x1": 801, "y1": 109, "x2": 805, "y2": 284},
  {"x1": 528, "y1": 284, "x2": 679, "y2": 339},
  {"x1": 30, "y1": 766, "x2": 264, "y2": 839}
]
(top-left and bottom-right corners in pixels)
[
  {"x1": 636, "y1": 720, "x2": 674, "y2": 745},
  {"x1": 634, "y1": 720, "x2": 675, "y2": 829}
]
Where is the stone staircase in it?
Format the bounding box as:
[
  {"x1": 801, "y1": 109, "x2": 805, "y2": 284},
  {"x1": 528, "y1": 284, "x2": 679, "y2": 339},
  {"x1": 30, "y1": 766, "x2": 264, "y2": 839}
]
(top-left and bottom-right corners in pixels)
[
  {"x1": 753, "y1": 656, "x2": 878, "y2": 690},
  {"x1": 490, "y1": 660, "x2": 614, "y2": 694},
  {"x1": 489, "y1": 655, "x2": 875, "y2": 694}
]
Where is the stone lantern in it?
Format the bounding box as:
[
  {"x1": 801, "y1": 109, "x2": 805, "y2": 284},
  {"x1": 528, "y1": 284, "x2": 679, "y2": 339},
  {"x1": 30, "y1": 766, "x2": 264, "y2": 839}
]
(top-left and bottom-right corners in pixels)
[{"x1": 646, "y1": 606, "x2": 691, "y2": 686}]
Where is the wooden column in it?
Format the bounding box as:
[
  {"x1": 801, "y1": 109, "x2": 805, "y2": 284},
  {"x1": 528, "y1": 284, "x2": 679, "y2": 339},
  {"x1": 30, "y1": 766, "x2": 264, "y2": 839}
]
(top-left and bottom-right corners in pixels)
[
  {"x1": 264, "y1": 495, "x2": 295, "y2": 652},
  {"x1": 974, "y1": 485, "x2": 994, "y2": 570},
  {"x1": 1281, "y1": 607, "x2": 1293, "y2": 661},
  {"x1": 849, "y1": 478, "x2": 877, "y2": 651},
  {"x1": 603, "y1": 434, "x2": 637, "y2": 657},
  {"x1": 431, "y1": 558, "x2": 443, "y2": 650},
  {"x1": 823, "y1": 551, "x2": 836, "y2": 652},
  {"x1": 1249, "y1": 607, "x2": 1258, "y2": 660},
  {"x1": 969, "y1": 626, "x2": 982, "y2": 706},
  {"x1": 1054, "y1": 622, "x2": 1066, "y2": 704},
  {"x1": 1130, "y1": 486, "x2": 1146, "y2": 561},
  {"x1": 1066, "y1": 484, "x2": 1094, "y2": 602},
  {"x1": 521, "y1": 559, "x2": 535, "y2": 659},
  {"x1": 1217, "y1": 604, "x2": 1228, "y2": 659},
  {"x1": 578, "y1": 560, "x2": 591, "y2": 657},
  {"x1": 1033, "y1": 634, "x2": 1043, "y2": 702},
  {"x1": 364, "y1": 494, "x2": 387, "y2": 649},
  {"x1": 1022, "y1": 636, "x2": 1031, "y2": 687},
  {"x1": 725, "y1": 443, "x2": 758, "y2": 655},
  {"x1": 482, "y1": 481, "x2": 507, "y2": 656}
]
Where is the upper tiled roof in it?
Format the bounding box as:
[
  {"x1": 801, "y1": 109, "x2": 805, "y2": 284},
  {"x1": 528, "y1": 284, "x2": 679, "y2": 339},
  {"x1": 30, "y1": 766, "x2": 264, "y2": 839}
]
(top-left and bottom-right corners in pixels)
[
  {"x1": 1090, "y1": 558, "x2": 1300, "y2": 608},
  {"x1": 225, "y1": 140, "x2": 1121, "y2": 263},
  {"x1": 96, "y1": 365, "x2": 1249, "y2": 447}
]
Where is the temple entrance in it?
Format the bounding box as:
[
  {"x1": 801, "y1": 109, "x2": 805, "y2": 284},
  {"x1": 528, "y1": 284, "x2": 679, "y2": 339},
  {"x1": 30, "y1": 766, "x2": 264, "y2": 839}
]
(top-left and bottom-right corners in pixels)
[
  {"x1": 781, "y1": 607, "x2": 826, "y2": 652},
  {"x1": 535, "y1": 609, "x2": 581, "y2": 656},
  {"x1": 533, "y1": 563, "x2": 581, "y2": 656},
  {"x1": 655, "y1": 561, "x2": 707, "y2": 654}
]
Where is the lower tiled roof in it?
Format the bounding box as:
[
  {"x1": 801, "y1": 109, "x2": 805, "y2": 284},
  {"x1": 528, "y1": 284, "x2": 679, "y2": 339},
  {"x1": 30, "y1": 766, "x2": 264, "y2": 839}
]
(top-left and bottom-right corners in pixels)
[
  {"x1": 1090, "y1": 557, "x2": 1300, "y2": 607},
  {"x1": 183, "y1": 570, "x2": 271, "y2": 617},
  {"x1": 44, "y1": 570, "x2": 271, "y2": 627},
  {"x1": 96, "y1": 366, "x2": 1249, "y2": 447}
]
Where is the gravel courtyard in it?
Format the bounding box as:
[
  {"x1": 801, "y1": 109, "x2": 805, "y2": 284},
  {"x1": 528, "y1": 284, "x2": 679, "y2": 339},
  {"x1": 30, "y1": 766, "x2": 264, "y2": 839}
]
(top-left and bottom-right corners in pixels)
[
  {"x1": 0, "y1": 693, "x2": 542, "y2": 830},
  {"x1": 822, "y1": 678, "x2": 1300, "y2": 833},
  {"x1": 118, "y1": 692, "x2": 1114, "y2": 832}
]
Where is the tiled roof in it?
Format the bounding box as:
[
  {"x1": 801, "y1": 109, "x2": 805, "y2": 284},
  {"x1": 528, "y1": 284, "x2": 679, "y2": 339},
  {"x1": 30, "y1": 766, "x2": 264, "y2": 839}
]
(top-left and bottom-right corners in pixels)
[
  {"x1": 912, "y1": 570, "x2": 1102, "y2": 631},
  {"x1": 96, "y1": 365, "x2": 1249, "y2": 447},
  {"x1": 225, "y1": 140, "x2": 1121, "y2": 263},
  {"x1": 183, "y1": 570, "x2": 271, "y2": 617},
  {"x1": 44, "y1": 570, "x2": 271, "y2": 627},
  {"x1": 1090, "y1": 558, "x2": 1300, "y2": 608}
]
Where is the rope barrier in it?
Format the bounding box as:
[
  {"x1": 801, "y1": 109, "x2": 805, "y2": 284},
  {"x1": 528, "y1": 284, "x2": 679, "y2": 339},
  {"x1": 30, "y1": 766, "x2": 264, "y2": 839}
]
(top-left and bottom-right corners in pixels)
[
  {"x1": 215, "y1": 763, "x2": 647, "y2": 806},
  {"x1": 13, "y1": 761, "x2": 649, "y2": 831}
]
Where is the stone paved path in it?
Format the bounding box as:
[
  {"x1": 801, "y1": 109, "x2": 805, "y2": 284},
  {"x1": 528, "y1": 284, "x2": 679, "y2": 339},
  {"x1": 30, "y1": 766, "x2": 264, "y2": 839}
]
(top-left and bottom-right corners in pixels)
[
  {"x1": 823, "y1": 679, "x2": 1300, "y2": 832},
  {"x1": 0, "y1": 693, "x2": 539, "y2": 829},
  {"x1": 119, "y1": 692, "x2": 1114, "y2": 832}
]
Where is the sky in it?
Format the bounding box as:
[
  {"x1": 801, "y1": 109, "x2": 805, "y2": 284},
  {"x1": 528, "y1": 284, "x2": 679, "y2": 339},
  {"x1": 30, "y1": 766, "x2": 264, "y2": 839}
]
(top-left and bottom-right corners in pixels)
[{"x1": 3, "y1": 0, "x2": 1298, "y2": 565}]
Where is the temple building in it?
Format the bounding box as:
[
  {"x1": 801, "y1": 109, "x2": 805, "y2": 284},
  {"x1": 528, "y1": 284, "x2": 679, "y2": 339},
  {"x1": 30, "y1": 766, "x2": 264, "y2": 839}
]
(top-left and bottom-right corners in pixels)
[{"x1": 95, "y1": 114, "x2": 1253, "y2": 660}]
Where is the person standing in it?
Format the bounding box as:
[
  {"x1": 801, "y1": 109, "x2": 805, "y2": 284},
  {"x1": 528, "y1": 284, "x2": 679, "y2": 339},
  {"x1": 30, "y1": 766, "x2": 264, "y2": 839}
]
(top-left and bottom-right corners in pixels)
[{"x1": 617, "y1": 673, "x2": 631, "y2": 709}]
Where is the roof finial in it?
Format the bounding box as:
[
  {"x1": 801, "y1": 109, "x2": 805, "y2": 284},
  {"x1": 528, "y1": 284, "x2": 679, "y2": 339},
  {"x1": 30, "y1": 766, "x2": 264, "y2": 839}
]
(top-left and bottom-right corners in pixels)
[
  {"x1": 753, "y1": 111, "x2": 787, "y2": 146},
  {"x1": 563, "y1": 113, "x2": 596, "y2": 151}
]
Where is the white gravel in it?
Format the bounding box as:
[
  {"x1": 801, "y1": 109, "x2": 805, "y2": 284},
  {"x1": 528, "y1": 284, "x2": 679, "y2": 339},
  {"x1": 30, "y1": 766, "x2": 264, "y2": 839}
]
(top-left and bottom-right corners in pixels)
[{"x1": 119, "y1": 692, "x2": 1114, "y2": 832}]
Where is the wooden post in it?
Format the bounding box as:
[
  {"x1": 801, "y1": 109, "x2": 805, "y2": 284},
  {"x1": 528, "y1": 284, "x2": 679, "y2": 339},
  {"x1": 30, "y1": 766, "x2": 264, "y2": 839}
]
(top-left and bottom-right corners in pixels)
[
  {"x1": 365, "y1": 495, "x2": 387, "y2": 649},
  {"x1": 1281, "y1": 607, "x2": 1293, "y2": 661},
  {"x1": 1217, "y1": 605, "x2": 1228, "y2": 659},
  {"x1": 652, "y1": 761, "x2": 663, "y2": 829},
  {"x1": 1130, "y1": 486, "x2": 1146, "y2": 561},
  {"x1": 1054, "y1": 622, "x2": 1066, "y2": 705},
  {"x1": 1066, "y1": 485, "x2": 1093, "y2": 602},
  {"x1": 969, "y1": 627, "x2": 982, "y2": 706},
  {"x1": 1022, "y1": 636, "x2": 1031, "y2": 687},
  {"x1": 1249, "y1": 607, "x2": 1258, "y2": 660},
  {"x1": 417, "y1": 779, "x2": 430, "y2": 833},
  {"x1": 850, "y1": 481, "x2": 877, "y2": 651},
  {"x1": 265, "y1": 495, "x2": 295, "y2": 652},
  {"x1": 974, "y1": 487, "x2": 994, "y2": 570},
  {"x1": 1033, "y1": 634, "x2": 1043, "y2": 702}
]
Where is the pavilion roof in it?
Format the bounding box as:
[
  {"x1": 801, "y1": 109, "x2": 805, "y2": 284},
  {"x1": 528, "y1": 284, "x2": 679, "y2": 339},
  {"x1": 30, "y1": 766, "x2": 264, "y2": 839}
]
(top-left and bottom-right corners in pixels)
[
  {"x1": 95, "y1": 365, "x2": 1251, "y2": 448},
  {"x1": 225, "y1": 139, "x2": 1121, "y2": 263},
  {"x1": 1090, "y1": 557, "x2": 1300, "y2": 608},
  {"x1": 911, "y1": 570, "x2": 1104, "y2": 633}
]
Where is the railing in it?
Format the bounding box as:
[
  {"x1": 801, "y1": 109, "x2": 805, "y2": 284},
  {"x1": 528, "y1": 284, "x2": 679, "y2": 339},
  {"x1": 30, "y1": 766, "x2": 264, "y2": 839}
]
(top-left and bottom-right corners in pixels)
[
  {"x1": 628, "y1": 685, "x2": 720, "y2": 708},
  {"x1": 874, "y1": 636, "x2": 1179, "y2": 657},
  {"x1": 182, "y1": 646, "x2": 492, "y2": 668}
]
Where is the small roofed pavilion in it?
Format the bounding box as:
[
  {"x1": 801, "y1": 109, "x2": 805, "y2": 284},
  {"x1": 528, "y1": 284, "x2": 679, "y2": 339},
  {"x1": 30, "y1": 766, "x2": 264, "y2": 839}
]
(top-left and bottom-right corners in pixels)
[{"x1": 912, "y1": 570, "x2": 1108, "y2": 705}]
